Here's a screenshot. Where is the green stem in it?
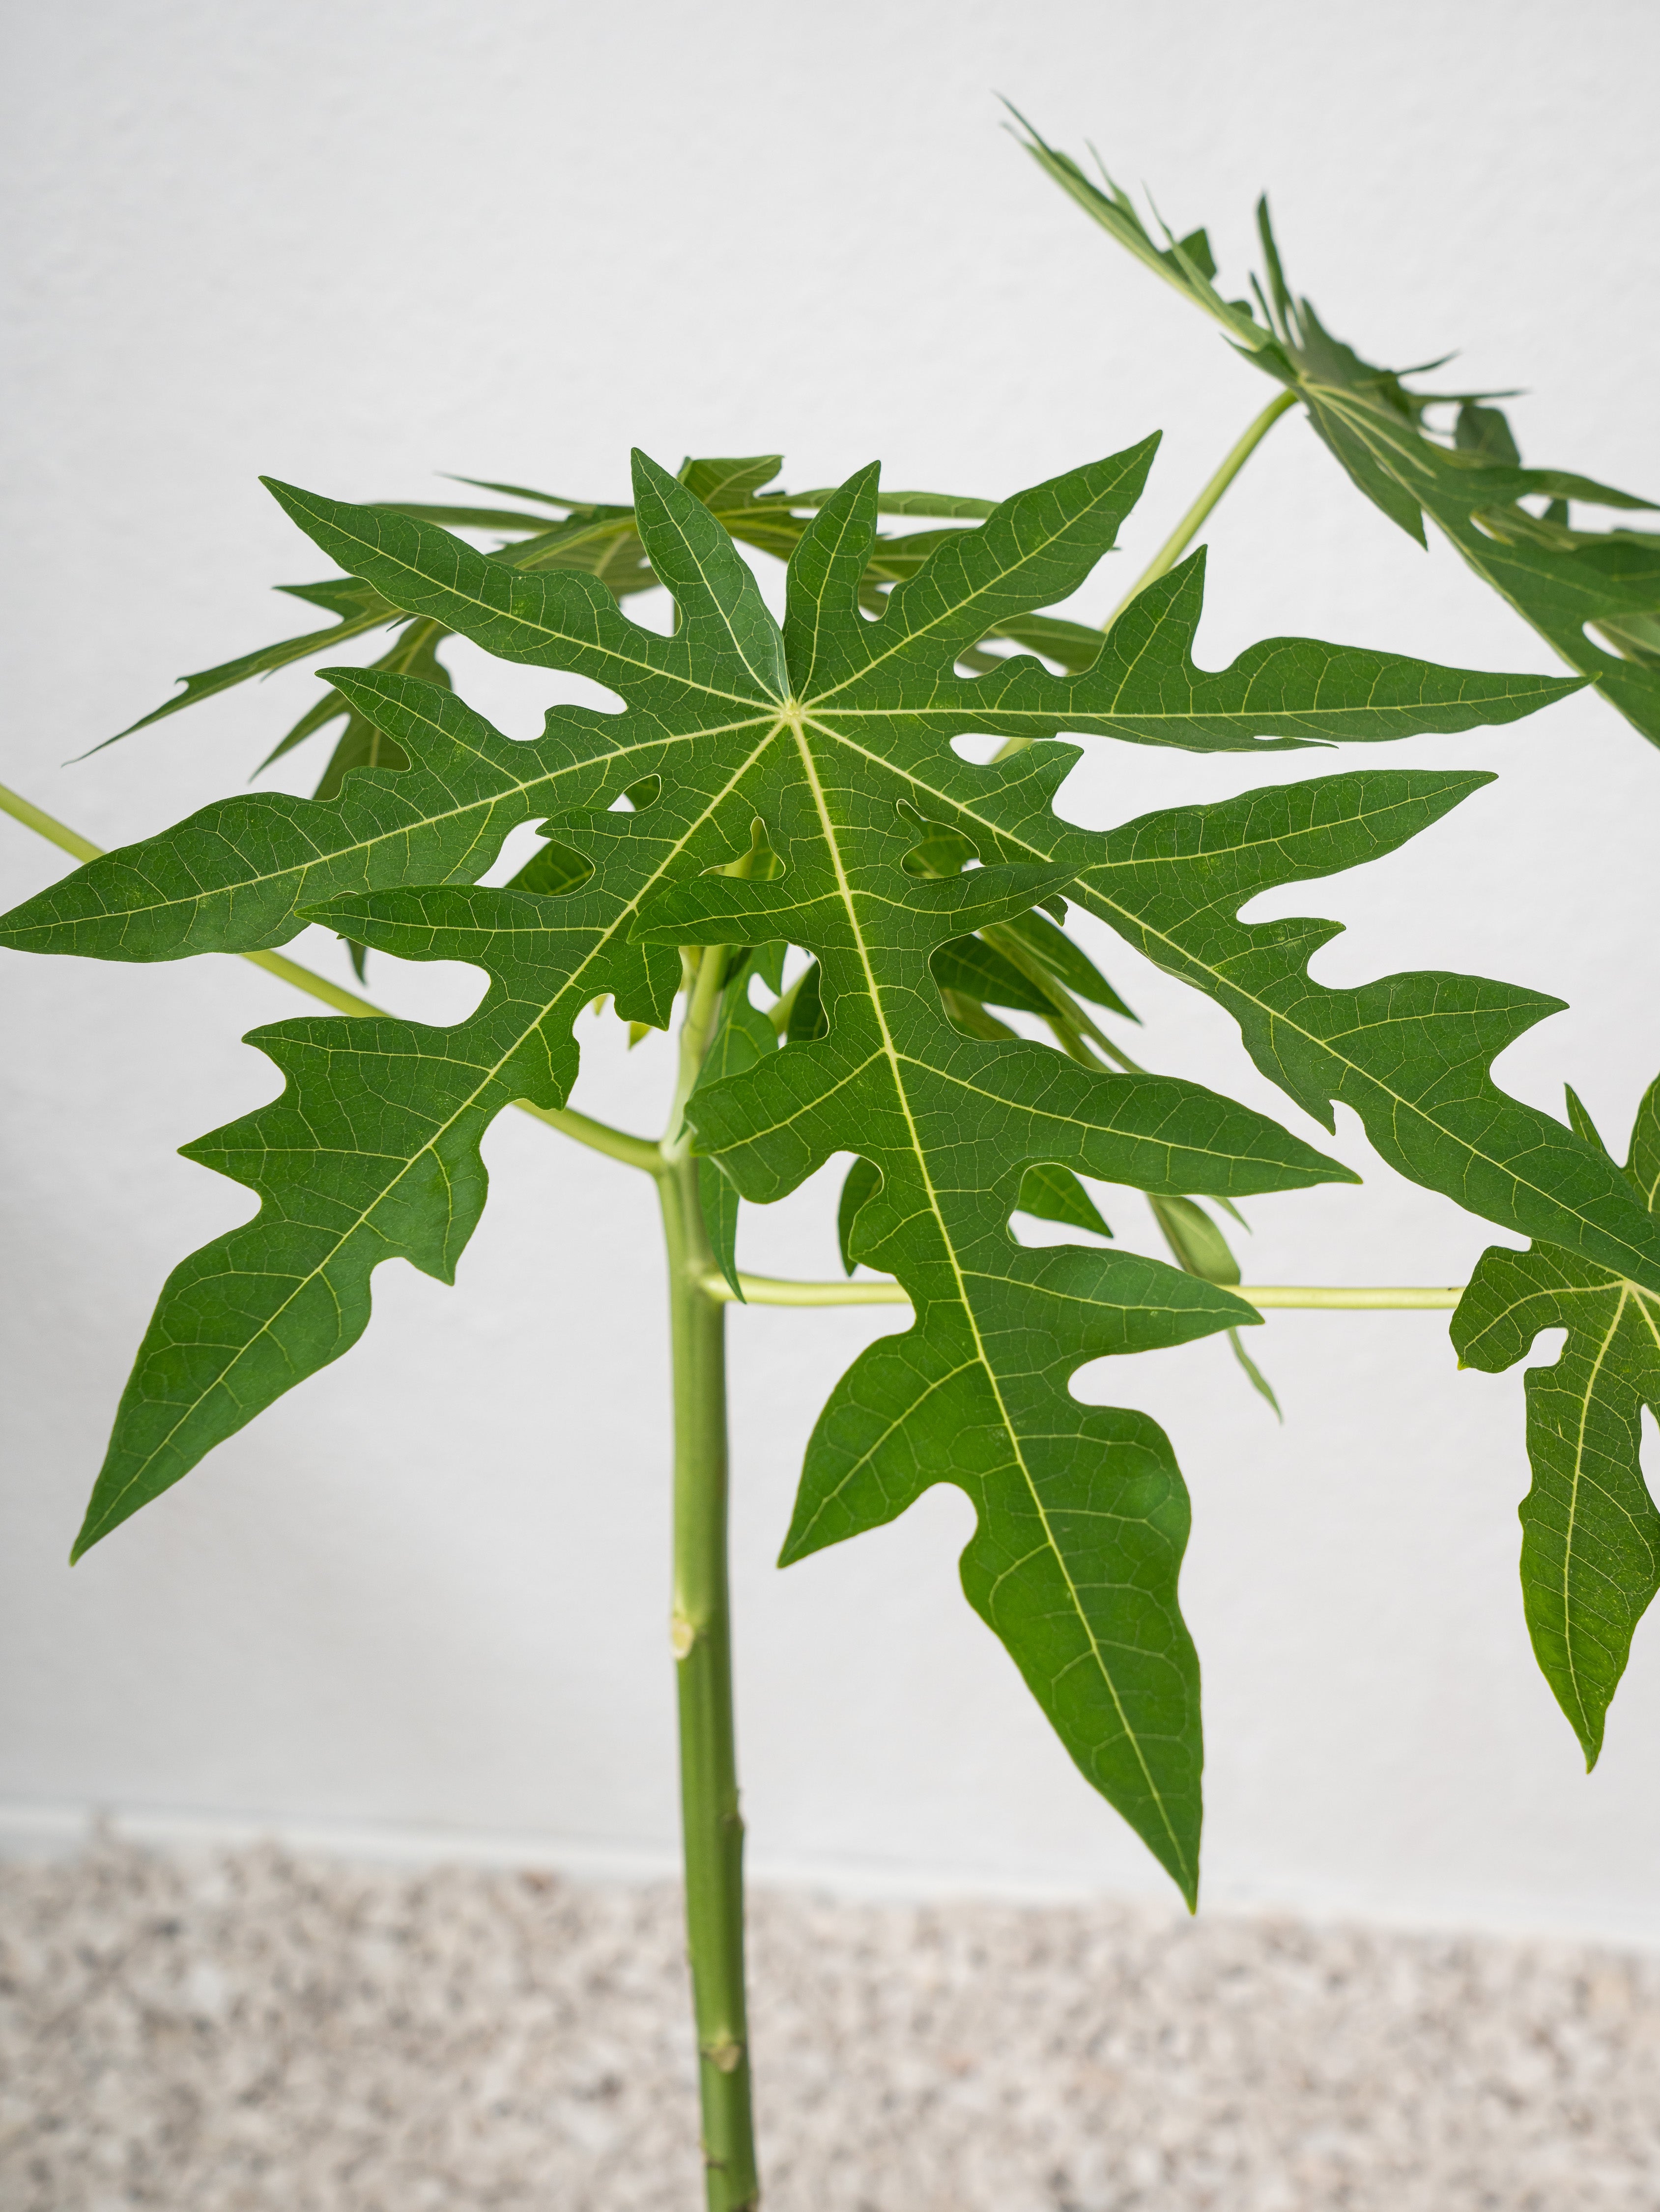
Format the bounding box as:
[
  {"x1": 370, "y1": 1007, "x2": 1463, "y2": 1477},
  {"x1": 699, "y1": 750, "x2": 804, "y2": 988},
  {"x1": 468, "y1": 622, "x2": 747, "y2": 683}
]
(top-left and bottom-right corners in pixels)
[
  {"x1": 663, "y1": 945, "x2": 730, "y2": 1164},
  {"x1": 511, "y1": 1097, "x2": 662, "y2": 1173},
  {"x1": 0, "y1": 779, "x2": 662, "y2": 1175},
  {"x1": 0, "y1": 781, "x2": 102, "y2": 863},
  {"x1": 1100, "y1": 387, "x2": 1298, "y2": 632},
  {"x1": 659, "y1": 960, "x2": 759, "y2": 2208}
]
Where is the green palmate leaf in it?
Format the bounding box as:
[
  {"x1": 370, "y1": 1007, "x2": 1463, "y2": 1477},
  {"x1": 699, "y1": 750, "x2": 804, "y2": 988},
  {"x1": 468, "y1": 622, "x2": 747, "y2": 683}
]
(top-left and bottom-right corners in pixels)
[
  {"x1": 2, "y1": 440, "x2": 1588, "y2": 1896},
  {"x1": 1016, "y1": 114, "x2": 1660, "y2": 746},
  {"x1": 1453, "y1": 1076, "x2": 1660, "y2": 1764}
]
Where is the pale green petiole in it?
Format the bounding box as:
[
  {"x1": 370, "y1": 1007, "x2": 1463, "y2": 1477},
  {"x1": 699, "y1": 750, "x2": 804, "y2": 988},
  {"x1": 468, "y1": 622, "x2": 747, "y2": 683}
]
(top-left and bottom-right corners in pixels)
[
  {"x1": 1099, "y1": 386, "x2": 1298, "y2": 632},
  {"x1": 699, "y1": 1272, "x2": 1464, "y2": 1310},
  {"x1": 991, "y1": 383, "x2": 1298, "y2": 768},
  {"x1": 0, "y1": 781, "x2": 103, "y2": 863},
  {"x1": 0, "y1": 779, "x2": 664, "y2": 1176}
]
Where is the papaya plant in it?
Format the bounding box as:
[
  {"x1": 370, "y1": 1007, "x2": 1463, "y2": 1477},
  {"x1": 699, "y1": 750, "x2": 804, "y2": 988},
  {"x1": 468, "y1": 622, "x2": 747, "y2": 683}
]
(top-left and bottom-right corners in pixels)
[{"x1": 3, "y1": 115, "x2": 1658, "y2": 2210}]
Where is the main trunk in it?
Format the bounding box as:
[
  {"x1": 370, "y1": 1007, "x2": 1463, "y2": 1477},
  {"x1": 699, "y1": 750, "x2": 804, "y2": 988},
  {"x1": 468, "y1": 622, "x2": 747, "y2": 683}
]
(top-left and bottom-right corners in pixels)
[{"x1": 660, "y1": 1156, "x2": 759, "y2": 2209}]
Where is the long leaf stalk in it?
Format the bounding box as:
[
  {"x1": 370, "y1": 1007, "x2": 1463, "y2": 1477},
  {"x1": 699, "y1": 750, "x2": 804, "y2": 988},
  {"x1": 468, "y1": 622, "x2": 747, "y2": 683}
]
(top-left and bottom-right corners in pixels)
[
  {"x1": 991, "y1": 384, "x2": 1299, "y2": 770},
  {"x1": 699, "y1": 1271, "x2": 1464, "y2": 1310},
  {"x1": 0, "y1": 781, "x2": 663, "y2": 1174},
  {"x1": 1099, "y1": 386, "x2": 1298, "y2": 632}
]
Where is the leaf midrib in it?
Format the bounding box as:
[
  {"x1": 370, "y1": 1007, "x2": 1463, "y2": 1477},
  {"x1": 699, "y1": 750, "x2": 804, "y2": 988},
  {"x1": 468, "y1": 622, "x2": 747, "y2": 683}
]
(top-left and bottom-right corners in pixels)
[
  {"x1": 277, "y1": 486, "x2": 776, "y2": 716},
  {"x1": 1561, "y1": 1284, "x2": 1629, "y2": 1736},
  {"x1": 636, "y1": 472, "x2": 786, "y2": 700},
  {"x1": 798, "y1": 707, "x2": 1660, "y2": 1291},
  {"x1": 804, "y1": 454, "x2": 1145, "y2": 709},
  {"x1": 42, "y1": 701, "x2": 778, "y2": 939},
  {"x1": 787, "y1": 708, "x2": 1192, "y2": 1885},
  {"x1": 88, "y1": 716, "x2": 793, "y2": 1534}
]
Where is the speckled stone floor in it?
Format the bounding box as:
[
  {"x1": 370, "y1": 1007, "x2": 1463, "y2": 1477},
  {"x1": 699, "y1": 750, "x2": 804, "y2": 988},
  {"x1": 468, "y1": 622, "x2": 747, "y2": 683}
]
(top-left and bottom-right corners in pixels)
[{"x1": 3, "y1": 1837, "x2": 1658, "y2": 2209}]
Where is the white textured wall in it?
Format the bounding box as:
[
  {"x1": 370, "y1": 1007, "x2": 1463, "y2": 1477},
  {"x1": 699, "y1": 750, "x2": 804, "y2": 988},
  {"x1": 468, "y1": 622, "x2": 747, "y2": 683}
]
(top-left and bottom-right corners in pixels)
[{"x1": 4, "y1": 0, "x2": 1660, "y2": 1940}]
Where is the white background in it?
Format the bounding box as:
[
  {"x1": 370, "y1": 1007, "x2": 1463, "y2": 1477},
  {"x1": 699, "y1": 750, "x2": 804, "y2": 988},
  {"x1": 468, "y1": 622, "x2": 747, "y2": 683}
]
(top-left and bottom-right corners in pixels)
[{"x1": 4, "y1": 0, "x2": 1660, "y2": 1941}]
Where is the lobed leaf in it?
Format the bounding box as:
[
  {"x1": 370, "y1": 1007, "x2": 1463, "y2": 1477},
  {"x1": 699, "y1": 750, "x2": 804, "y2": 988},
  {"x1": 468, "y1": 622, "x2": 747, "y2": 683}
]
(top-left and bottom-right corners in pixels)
[
  {"x1": 1453, "y1": 1073, "x2": 1660, "y2": 1764},
  {"x1": 6, "y1": 441, "x2": 1589, "y2": 1899},
  {"x1": 1016, "y1": 113, "x2": 1660, "y2": 747},
  {"x1": 1067, "y1": 773, "x2": 1660, "y2": 1295}
]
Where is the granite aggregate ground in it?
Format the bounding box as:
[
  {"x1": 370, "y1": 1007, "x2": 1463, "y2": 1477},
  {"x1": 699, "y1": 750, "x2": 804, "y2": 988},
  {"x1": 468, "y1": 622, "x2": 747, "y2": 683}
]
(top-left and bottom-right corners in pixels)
[{"x1": 2, "y1": 1838, "x2": 1658, "y2": 2209}]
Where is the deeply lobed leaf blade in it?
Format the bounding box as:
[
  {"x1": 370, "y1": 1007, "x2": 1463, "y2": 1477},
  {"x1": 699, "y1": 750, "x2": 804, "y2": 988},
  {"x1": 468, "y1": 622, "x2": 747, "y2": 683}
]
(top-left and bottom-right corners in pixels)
[
  {"x1": 9, "y1": 440, "x2": 1593, "y2": 1901},
  {"x1": 1452, "y1": 1076, "x2": 1660, "y2": 1762}
]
